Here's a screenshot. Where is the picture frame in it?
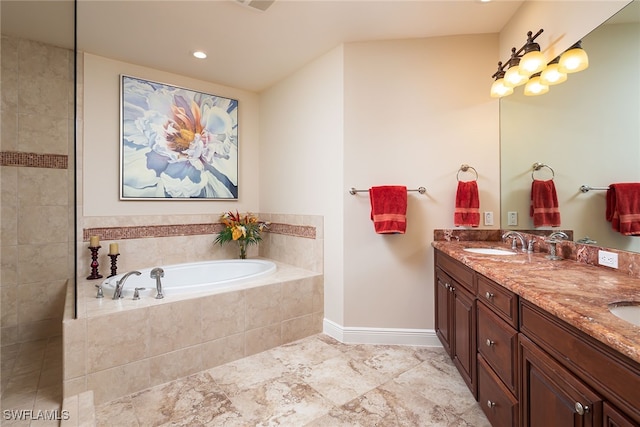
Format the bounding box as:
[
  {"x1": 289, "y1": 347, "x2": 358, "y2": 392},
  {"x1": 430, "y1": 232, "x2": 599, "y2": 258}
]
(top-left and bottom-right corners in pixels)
[{"x1": 120, "y1": 75, "x2": 238, "y2": 200}]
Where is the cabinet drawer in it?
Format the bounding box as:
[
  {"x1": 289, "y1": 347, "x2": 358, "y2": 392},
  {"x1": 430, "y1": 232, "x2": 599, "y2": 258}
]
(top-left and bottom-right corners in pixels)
[
  {"x1": 478, "y1": 354, "x2": 519, "y2": 427},
  {"x1": 478, "y1": 302, "x2": 518, "y2": 395},
  {"x1": 436, "y1": 251, "x2": 475, "y2": 293},
  {"x1": 477, "y1": 274, "x2": 518, "y2": 327}
]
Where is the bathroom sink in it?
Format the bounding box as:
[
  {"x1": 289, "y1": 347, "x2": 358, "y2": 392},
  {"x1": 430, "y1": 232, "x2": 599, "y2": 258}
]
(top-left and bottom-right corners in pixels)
[
  {"x1": 463, "y1": 248, "x2": 517, "y2": 256},
  {"x1": 608, "y1": 302, "x2": 640, "y2": 326}
]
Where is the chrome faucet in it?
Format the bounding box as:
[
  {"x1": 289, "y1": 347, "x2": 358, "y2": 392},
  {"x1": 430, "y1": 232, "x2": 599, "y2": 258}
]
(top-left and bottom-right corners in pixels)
[
  {"x1": 545, "y1": 231, "x2": 569, "y2": 260},
  {"x1": 112, "y1": 270, "x2": 141, "y2": 299},
  {"x1": 150, "y1": 267, "x2": 165, "y2": 299},
  {"x1": 502, "y1": 231, "x2": 527, "y2": 252}
]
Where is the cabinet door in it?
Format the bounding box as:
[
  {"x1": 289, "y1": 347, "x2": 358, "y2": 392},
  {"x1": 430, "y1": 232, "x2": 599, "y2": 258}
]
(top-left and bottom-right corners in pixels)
[
  {"x1": 520, "y1": 335, "x2": 603, "y2": 427},
  {"x1": 453, "y1": 283, "x2": 476, "y2": 398},
  {"x1": 435, "y1": 267, "x2": 453, "y2": 356},
  {"x1": 603, "y1": 402, "x2": 638, "y2": 427}
]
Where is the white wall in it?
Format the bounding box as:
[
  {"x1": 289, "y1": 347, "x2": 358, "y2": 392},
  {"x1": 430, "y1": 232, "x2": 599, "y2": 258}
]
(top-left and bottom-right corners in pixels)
[
  {"x1": 343, "y1": 35, "x2": 500, "y2": 329},
  {"x1": 260, "y1": 35, "x2": 500, "y2": 334},
  {"x1": 259, "y1": 46, "x2": 345, "y2": 324},
  {"x1": 82, "y1": 54, "x2": 261, "y2": 218}
]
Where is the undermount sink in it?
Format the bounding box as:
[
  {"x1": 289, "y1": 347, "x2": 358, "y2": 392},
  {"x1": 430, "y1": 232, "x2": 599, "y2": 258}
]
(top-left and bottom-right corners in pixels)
[
  {"x1": 608, "y1": 302, "x2": 640, "y2": 326},
  {"x1": 463, "y1": 247, "x2": 517, "y2": 256}
]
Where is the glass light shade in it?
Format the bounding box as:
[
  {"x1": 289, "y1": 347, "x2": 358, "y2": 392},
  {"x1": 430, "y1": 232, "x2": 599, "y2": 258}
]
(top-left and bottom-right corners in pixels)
[
  {"x1": 523, "y1": 75, "x2": 549, "y2": 96},
  {"x1": 504, "y1": 66, "x2": 528, "y2": 87},
  {"x1": 540, "y1": 63, "x2": 567, "y2": 86},
  {"x1": 518, "y1": 50, "x2": 546, "y2": 76},
  {"x1": 490, "y1": 78, "x2": 513, "y2": 98},
  {"x1": 558, "y1": 47, "x2": 589, "y2": 73}
]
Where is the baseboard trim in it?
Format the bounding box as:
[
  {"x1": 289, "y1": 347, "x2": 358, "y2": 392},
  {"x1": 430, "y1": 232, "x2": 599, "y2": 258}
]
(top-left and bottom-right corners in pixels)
[{"x1": 323, "y1": 318, "x2": 442, "y2": 347}]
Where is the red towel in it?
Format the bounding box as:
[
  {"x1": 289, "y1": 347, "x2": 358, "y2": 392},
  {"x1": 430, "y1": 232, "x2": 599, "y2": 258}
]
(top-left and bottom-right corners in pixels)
[
  {"x1": 606, "y1": 183, "x2": 640, "y2": 235},
  {"x1": 454, "y1": 181, "x2": 480, "y2": 227},
  {"x1": 370, "y1": 186, "x2": 407, "y2": 234},
  {"x1": 530, "y1": 179, "x2": 560, "y2": 227}
]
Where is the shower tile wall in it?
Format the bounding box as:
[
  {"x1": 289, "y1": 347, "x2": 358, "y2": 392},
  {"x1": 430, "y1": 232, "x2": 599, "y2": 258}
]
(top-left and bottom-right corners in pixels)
[{"x1": 0, "y1": 35, "x2": 75, "y2": 347}]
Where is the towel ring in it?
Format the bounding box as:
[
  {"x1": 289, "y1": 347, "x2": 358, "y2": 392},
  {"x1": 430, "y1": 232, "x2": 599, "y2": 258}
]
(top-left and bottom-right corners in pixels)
[
  {"x1": 457, "y1": 164, "x2": 478, "y2": 182},
  {"x1": 532, "y1": 162, "x2": 555, "y2": 180}
]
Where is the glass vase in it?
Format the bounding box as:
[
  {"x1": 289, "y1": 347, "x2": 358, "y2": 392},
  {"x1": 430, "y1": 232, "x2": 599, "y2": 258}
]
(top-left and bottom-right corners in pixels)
[{"x1": 238, "y1": 241, "x2": 247, "y2": 259}]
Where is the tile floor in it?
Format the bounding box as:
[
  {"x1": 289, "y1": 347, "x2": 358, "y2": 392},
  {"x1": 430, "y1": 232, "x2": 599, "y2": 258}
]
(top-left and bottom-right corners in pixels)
[
  {"x1": 96, "y1": 334, "x2": 490, "y2": 426},
  {"x1": 1, "y1": 336, "x2": 63, "y2": 426}
]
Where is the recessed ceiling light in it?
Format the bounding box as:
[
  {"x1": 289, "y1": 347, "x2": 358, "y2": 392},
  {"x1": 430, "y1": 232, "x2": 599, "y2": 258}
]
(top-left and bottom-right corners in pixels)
[{"x1": 193, "y1": 51, "x2": 207, "y2": 59}]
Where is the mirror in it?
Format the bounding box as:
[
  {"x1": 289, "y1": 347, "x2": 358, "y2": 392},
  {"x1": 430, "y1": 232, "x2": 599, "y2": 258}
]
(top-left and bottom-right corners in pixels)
[{"x1": 500, "y1": 0, "x2": 640, "y2": 252}]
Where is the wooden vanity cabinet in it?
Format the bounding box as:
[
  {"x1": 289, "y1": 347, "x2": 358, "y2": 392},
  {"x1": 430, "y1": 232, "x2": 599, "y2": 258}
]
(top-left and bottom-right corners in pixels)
[{"x1": 434, "y1": 251, "x2": 477, "y2": 398}]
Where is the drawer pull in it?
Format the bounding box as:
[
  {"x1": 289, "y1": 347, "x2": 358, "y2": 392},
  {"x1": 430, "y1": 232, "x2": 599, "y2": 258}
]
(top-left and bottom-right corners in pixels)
[
  {"x1": 486, "y1": 339, "x2": 495, "y2": 347},
  {"x1": 485, "y1": 291, "x2": 494, "y2": 299},
  {"x1": 574, "y1": 402, "x2": 589, "y2": 415},
  {"x1": 487, "y1": 400, "x2": 496, "y2": 408}
]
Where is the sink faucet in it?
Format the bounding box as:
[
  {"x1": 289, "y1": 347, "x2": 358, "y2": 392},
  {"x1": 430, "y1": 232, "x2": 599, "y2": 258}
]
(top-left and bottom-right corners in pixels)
[
  {"x1": 150, "y1": 267, "x2": 165, "y2": 299},
  {"x1": 502, "y1": 231, "x2": 527, "y2": 252},
  {"x1": 112, "y1": 270, "x2": 142, "y2": 299},
  {"x1": 545, "y1": 231, "x2": 569, "y2": 260}
]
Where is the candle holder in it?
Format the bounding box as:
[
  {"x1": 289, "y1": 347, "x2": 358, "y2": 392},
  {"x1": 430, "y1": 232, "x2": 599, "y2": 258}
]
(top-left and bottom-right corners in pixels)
[
  {"x1": 108, "y1": 253, "x2": 120, "y2": 278},
  {"x1": 87, "y1": 246, "x2": 103, "y2": 280}
]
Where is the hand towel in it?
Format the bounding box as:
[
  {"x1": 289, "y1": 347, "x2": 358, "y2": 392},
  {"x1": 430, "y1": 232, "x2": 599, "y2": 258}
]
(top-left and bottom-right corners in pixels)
[
  {"x1": 454, "y1": 181, "x2": 480, "y2": 227},
  {"x1": 530, "y1": 179, "x2": 561, "y2": 227},
  {"x1": 370, "y1": 186, "x2": 407, "y2": 234},
  {"x1": 606, "y1": 183, "x2": 640, "y2": 235}
]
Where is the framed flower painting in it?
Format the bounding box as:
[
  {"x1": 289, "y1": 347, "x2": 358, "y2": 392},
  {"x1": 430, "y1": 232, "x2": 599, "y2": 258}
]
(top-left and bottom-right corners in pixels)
[{"x1": 120, "y1": 75, "x2": 238, "y2": 199}]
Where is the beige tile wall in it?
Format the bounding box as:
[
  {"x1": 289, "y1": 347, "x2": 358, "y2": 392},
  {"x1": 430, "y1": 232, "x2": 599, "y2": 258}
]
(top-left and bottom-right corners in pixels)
[{"x1": 0, "y1": 35, "x2": 75, "y2": 346}]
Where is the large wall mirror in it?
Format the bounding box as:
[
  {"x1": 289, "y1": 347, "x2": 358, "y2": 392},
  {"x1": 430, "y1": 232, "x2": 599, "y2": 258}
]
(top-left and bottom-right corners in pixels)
[{"x1": 500, "y1": 0, "x2": 640, "y2": 252}]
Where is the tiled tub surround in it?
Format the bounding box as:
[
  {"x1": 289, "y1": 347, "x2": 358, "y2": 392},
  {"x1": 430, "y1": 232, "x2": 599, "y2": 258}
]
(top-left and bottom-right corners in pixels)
[
  {"x1": 65, "y1": 214, "x2": 324, "y2": 405},
  {"x1": 64, "y1": 260, "x2": 323, "y2": 405},
  {"x1": 431, "y1": 239, "x2": 640, "y2": 365}
]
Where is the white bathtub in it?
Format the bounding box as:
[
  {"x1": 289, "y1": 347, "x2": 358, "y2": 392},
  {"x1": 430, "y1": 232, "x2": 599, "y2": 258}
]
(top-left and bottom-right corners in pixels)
[{"x1": 101, "y1": 259, "x2": 277, "y2": 298}]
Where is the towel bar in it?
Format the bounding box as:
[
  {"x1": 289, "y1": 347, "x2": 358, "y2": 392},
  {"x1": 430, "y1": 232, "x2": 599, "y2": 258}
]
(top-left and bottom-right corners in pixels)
[
  {"x1": 580, "y1": 185, "x2": 610, "y2": 193},
  {"x1": 349, "y1": 187, "x2": 426, "y2": 195}
]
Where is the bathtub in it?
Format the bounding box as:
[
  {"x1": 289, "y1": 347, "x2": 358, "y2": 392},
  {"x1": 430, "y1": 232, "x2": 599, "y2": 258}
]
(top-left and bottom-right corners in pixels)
[{"x1": 101, "y1": 259, "x2": 277, "y2": 298}]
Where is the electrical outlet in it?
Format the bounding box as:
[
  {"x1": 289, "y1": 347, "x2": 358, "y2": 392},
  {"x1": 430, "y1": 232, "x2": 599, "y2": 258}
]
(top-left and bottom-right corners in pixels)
[
  {"x1": 484, "y1": 211, "x2": 494, "y2": 226},
  {"x1": 507, "y1": 211, "x2": 518, "y2": 226},
  {"x1": 598, "y1": 250, "x2": 618, "y2": 268}
]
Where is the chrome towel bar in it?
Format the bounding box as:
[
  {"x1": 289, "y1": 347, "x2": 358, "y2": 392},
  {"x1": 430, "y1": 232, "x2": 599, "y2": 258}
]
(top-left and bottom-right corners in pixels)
[
  {"x1": 349, "y1": 187, "x2": 426, "y2": 195},
  {"x1": 580, "y1": 185, "x2": 610, "y2": 193}
]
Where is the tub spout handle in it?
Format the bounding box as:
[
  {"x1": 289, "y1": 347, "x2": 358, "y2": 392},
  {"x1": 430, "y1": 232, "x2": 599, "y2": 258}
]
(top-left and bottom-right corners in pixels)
[
  {"x1": 112, "y1": 270, "x2": 141, "y2": 299},
  {"x1": 150, "y1": 267, "x2": 165, "y2": 299}
]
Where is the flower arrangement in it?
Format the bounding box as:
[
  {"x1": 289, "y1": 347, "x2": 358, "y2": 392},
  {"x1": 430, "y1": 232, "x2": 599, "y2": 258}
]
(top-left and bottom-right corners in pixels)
[{"x1": 214, "y1": 211, "x2": 269, "y2": 259}]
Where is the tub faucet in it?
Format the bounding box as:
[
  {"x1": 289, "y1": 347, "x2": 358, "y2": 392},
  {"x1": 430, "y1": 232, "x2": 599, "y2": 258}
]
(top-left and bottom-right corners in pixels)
[
  {"x1": 112, "y1": 270, "x2": 141, "y2": 299},
  {"x1": 502, "y1": 231, "x2": 527, "y2": 252},
  {"x1": 150, "y1": 267, "x2": 165, "y2": 299}
]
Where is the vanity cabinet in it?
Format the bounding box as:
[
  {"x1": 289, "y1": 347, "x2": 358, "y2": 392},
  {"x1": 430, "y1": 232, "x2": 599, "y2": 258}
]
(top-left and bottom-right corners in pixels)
[
  {"x1": 434, "y1": 251, "x2": 477, "y2": 398},
  {"x1": 433, "y1": 248, "x2": 640, "y2": 427}
]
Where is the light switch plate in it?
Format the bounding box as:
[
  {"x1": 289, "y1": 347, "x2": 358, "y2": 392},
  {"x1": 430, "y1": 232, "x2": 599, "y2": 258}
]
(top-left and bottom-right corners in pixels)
[{"x1": 507, "y1": 211, "x2": 518, "y2": 226}]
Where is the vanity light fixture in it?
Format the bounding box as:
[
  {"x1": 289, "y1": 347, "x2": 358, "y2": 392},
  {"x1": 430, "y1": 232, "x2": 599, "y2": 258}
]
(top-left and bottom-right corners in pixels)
[
  {"x1": 523, "y1": 72, "x2": 549, "y2": 96},
  {"x1": 192, "y1": 51, "x2": 207, "y2": 59},
  {"x1": 490, "y1": 62, "x2": 514, "y2": 98},
  {"x1": 490, "y1": 29, "x2": 589, "y2": 98},
  {"x1": 518, "y1": 30, "x2": 546, "y2": 76},
  {"x1": 558, "y1": 40, "x2": 589, "y2": 73},
  {"x1": 539, "y1": 57, "x2": 568, "y2": 86}
]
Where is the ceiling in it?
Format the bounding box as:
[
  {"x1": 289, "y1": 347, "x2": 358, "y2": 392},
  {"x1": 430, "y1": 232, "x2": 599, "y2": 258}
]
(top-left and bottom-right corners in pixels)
[{"x1": 1, "y1": 0, "x2": 526, "y2": 92}]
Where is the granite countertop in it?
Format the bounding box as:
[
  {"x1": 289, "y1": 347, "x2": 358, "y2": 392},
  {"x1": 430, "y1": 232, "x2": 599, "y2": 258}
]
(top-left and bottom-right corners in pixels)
[{"x1": 432, "y1": 240, "x2": 640, "y2": 365}]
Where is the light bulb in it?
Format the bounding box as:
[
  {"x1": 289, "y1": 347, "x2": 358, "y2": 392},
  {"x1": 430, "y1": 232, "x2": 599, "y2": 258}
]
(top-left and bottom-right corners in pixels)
[
  {"x1": 558, "y1": 46, "x2": 588, "y2": 73},
  {"x1": 504, "y1": 66, "x2": 528, "y2": 87},
  {"x1": 490, "y1": 78, "x2": 513, "y2": 98},
  {"x1": 540, "y1": 63, "x2": 567, "y2": 85},
  {"x1": 524, "y1": 75, "x2": 549, "y2": 96}
]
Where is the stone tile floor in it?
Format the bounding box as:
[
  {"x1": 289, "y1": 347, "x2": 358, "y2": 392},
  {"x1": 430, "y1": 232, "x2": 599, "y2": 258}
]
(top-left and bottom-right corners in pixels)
[
  {"x1": 1, "y1": 336, "x2": 63, "y2": 426},
  {"x1": 96, "y1": 334, "x2": 490, "y2": 426}
]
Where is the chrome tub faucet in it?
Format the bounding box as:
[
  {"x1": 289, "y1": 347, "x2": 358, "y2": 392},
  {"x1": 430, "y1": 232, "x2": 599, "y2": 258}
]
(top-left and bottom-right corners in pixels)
[
  {"x1": 112, "y1": 270, "x2": 142, "y2": 299},
  {"x1": 150, "y1": 267, "x2": 165, "y2": 299}
]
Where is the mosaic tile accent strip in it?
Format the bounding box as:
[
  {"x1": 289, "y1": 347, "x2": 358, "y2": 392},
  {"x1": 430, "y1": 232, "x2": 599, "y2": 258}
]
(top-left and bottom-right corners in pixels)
[
  {"x1": 84, "y1": 222, "x2": 316, "y2": 241},
  {"x1": 267, "y1": 222, "x2": 316, "y2": 239},
  {"x1": 0, "y1": 151, "x2": 68, "y2": 169}
]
